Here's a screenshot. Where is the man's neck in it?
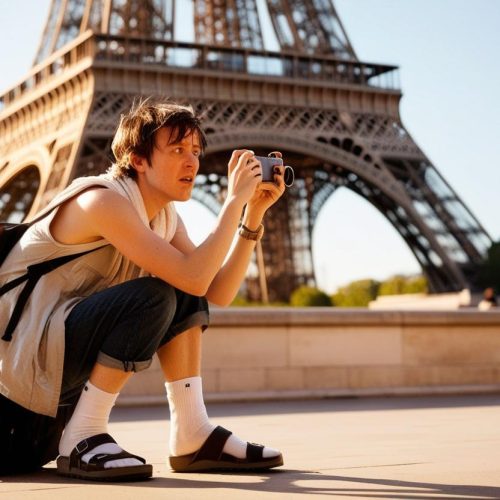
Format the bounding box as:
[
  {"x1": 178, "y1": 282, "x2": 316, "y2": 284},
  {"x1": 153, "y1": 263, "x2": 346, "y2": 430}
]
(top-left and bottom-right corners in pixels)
[{"x1": 136, "y1": 177, "x2": 171, "y2": 222}]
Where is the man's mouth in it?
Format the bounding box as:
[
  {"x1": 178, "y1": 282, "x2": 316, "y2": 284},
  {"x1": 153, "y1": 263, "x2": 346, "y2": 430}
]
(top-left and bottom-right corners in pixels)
[{"x1": 180, "y1": 176, "x2": 194, "y2": 184}]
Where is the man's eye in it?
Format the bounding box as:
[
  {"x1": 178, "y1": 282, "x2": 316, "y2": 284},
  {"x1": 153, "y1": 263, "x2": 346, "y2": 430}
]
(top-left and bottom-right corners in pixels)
[
  {"x1": 193, "y1": 150, "x2": 201, "y2": 157},
  {"x1": 174, "y1": 147, "x2": 183, "y2": 154}
]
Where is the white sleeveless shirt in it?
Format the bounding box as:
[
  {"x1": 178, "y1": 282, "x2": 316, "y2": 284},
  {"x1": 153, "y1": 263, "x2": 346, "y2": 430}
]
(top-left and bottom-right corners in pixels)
[{"x1": 0, "y1": 174, "x2": 177, "y2": 416}]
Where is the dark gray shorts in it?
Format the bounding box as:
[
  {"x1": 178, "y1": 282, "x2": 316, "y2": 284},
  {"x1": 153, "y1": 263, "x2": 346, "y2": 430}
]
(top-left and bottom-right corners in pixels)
[{"x1": 60, "y1": 277, "x2": 209, "y2": 402}]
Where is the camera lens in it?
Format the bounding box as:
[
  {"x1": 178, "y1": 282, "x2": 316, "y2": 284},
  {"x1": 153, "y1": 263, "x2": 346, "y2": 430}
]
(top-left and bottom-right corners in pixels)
[{"x1": 284, "y1": 166, "x2": 294, "y2": 187}]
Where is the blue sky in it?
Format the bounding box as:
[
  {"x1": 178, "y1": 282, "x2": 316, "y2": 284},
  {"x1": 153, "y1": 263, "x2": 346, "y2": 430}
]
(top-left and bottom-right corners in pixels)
[{"x1": 1, "y1": 0, "x2": 499, "y2": 293}]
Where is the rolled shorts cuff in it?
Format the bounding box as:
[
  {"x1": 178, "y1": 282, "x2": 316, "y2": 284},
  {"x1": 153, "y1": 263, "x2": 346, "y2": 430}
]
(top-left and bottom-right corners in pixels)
[{"x1": 96, "y1": 351, "x2": 153, "y2": 372}]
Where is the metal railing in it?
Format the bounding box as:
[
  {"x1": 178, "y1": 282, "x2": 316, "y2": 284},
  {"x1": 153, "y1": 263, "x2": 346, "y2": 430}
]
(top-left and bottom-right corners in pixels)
[
  {"x1": 93, "y1": 35, "x2": 400, "y2": 89},
  {"x1": 0, "y1": 33, "x2": 400, "y2": 111}
]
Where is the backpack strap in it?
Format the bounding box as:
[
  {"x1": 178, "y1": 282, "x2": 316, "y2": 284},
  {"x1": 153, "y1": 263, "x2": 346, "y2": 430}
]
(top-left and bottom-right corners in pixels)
[
  {"x1": 1, "y1": 189, "x2": 110, "y2": 343},
  {"x1": 1, "y1": 183, "x2": 110, "y2": 267},
  {"x1": 1, "y1": 246, "x2": 105, "y2": 342},
  {"x1": 0, "y1": 223, "x2": 31, "y2": 265}
]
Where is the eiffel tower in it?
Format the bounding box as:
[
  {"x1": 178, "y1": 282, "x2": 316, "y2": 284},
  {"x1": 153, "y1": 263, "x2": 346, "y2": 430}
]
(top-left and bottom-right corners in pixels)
[{"x1": 0, "y1": 1, "x2": 492, "y2": 302}]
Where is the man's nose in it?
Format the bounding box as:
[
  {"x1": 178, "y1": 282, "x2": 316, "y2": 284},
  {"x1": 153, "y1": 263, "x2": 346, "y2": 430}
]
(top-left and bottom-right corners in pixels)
[
  {"x1": 187, "y1": 152, "x2": 199, "y2": 164},
  {"x1": 185, "y1": 154, "x2": 199, "y2": 171}
]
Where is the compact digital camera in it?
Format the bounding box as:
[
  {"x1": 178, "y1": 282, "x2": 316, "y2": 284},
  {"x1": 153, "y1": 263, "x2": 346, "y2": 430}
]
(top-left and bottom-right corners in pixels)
[{"x1": 254, "y1": 154, "x2": 295, "y2": 187}]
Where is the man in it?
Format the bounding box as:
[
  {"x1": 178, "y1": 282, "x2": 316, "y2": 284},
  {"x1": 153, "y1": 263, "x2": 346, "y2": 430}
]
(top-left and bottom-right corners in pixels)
[{"x1": 0, "y1": 99, "x2": 286, "y2": 480}]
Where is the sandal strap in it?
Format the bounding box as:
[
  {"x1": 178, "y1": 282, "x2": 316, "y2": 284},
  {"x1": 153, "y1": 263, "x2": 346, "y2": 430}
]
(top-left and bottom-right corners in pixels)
[
  {"x1": 69, "y1": 433, "x2": 117, "y2": 469},
  {"x1": 87, "y1": 450, "x2": 146, "y2": 466},
  {"x1": 246, "y1": 442, "x2": 264, "y2": 461},
  {"x1": 194, "y1": 426, "x2": 232, "y2": 462}
]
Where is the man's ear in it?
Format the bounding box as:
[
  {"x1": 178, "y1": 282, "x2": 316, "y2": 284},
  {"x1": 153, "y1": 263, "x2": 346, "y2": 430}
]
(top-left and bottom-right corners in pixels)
[{"x1": 130, "y1": 153, "x2": 148, "y2": 173}]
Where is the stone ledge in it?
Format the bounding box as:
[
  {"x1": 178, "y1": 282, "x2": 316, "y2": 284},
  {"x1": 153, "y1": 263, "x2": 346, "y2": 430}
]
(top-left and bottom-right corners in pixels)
[
  {"x1": 120, "y1": 308, "x2": 500, "y2": 402},
  {"x1": 117, "y1": 384, "x2": 500, "y2": 407},
  {"x1": 210, "y1": 307, "x2": 500, "y2": 326}
]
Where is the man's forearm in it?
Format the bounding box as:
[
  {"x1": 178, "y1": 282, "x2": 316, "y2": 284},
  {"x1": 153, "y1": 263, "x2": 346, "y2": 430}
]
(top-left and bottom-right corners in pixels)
[
  {"x1": 180, "y1": 196, "x2": 246, "y2": 295},
  {"x1": 205, "y1": 207, "x2": 265, "y2": 305}
]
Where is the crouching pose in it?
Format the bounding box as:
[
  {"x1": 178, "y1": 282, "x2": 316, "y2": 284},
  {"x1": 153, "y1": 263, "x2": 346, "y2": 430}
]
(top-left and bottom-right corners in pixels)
[{"x1": 0, "y1": 99, "x2": 286, "y2": 480}]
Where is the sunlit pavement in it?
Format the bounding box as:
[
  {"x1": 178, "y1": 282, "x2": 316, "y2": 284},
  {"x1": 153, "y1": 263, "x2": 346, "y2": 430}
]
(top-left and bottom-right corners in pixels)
[{"x1": 2, "y1": 394, "x2": 500, "y2": 499}]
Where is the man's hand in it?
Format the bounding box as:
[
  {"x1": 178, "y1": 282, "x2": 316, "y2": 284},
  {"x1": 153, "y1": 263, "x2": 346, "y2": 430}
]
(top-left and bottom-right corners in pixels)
[
  {"x1": 246, "y1": 152, "x2": 286, "y2": 217},
  {"x1": 226, "y1": 149, "x2": 262, "y2": 205}
]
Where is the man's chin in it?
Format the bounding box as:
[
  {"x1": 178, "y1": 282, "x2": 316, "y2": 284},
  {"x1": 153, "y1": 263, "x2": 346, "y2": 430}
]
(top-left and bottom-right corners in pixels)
[{"x1": 176, "y1": 192, "x2": 192, "y2": 202}]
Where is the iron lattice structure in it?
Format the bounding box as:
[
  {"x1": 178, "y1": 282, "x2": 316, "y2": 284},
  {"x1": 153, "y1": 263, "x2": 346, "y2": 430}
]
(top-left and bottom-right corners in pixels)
[{"x1": 0, "y1": 0, "x2": 492, "y2": 301}]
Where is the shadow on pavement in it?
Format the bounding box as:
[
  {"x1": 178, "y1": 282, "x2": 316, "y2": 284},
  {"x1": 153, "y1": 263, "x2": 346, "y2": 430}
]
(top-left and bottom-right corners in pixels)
[{"x1": 3, "y1": 468, "x2": 499, "y2": 499}]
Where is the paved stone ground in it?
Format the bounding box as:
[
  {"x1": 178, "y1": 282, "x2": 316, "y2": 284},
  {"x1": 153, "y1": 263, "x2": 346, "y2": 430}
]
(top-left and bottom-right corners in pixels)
[{"x1": 1, "y1": 394, "x2": 500, "y2": 499}]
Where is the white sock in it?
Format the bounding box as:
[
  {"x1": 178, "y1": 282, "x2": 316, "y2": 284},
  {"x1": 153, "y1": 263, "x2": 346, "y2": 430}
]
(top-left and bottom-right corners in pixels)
[
  {"x1": 59, "y1": 382, "x2": 142, "y2": 469},
  {"x1": 166, "y1": 376, "x2": 280, "y2": 459}
]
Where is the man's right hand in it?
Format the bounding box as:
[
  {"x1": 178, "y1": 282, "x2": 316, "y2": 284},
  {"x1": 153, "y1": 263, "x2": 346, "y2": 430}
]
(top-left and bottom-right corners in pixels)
[{"x1": 226, "y1": 150, "x2": 262, "y2": 204}]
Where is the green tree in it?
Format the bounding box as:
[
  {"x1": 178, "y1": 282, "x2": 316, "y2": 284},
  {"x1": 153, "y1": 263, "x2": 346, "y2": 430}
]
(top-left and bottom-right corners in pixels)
[
  {"x1": 290, "y1": 286, "x2": 332, "y2": 307},
  {"x1": 378, "y1": 275, "x2": 407, "y2": 296},
  {"x1": 378, "y1": 274, "x2": 427, "y2": 295},
  {"x1": 230, "y1": 295, "x2": 289, "y2": 307},
  {"x1": 478, "y1": 241, "x2": 500, "y2": 292},
  {"x1": 403, "y1": 275, "x2": 428, "y2": 294},
  {"x1": 332, "y1": 279, "x2": 380, "y2": 307}
]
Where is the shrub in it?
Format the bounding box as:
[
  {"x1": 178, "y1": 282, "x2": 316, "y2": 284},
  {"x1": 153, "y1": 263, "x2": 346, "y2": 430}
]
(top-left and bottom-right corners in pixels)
[
  {"x1": 403, "y1": 275, "x2": 428, "y2": 294},
  {"x1": 332, "y1": 279, "x2": 380, "y2": 307},
  {"x1": 378, "y1": 275, "x2": 427, "y2": 295},
  {"x1": 290, "y1": 286, "x2": 332, "y2": 307},
  {"x1": 478, "y1": 241, "x2": 500, "y2": 292},
  {"x1": 378, "y1": 275, "x2": 407, "y2": 295}
]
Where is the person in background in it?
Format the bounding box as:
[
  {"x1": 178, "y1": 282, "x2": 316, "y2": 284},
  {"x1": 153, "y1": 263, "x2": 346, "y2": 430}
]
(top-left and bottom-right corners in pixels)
[{"x1": 478, "y1": 287, "x2": 498, "y2": 310}]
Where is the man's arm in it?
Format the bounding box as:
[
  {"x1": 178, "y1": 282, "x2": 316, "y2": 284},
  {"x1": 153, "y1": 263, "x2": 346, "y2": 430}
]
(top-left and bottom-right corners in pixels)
[
  {"x1": 52, "y1": 188, "x2": 242, "y2": 296},
  {"x1": 203, "y1": 205, "x2": 264, "y2": 305},
  {"x1": 170, "y1": 168, "x2": 285, "y2": 305},
  {"x1": 51, "y1": 151, "x2": 260, "y2": 296},
  {"x1": 170, "y1": 208, "x2": 261, "y2": 305}
]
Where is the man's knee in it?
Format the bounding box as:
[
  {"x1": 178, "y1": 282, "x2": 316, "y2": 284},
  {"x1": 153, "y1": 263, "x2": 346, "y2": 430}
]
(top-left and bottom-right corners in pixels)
[
  {"x1": 134, "y1": 277, "x2": 177, "y2": 327},
  {"x1": 137, "y1": 277, "x2": 176, "y2": 305}
]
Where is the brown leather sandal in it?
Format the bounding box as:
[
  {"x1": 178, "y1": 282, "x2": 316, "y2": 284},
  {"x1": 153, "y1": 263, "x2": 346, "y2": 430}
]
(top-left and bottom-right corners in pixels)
[{"x1": 169, "y1": 426, "x2": 284, "y2": 472}]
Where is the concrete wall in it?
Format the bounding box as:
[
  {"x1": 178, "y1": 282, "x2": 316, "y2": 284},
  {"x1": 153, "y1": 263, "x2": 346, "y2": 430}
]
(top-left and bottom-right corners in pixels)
[{"x1": 119, "y1": 308, "x2": 500, "y2": 405}]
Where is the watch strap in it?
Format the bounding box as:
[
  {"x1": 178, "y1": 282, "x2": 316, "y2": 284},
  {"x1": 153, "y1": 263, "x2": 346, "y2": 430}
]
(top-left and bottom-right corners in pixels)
[{"x1": 238, "y1": 223, "x2": 264, "y2": 241}]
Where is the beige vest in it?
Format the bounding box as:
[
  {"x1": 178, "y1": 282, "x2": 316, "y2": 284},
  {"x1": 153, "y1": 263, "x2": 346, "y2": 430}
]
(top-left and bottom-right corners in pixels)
[{"x1": 0, "y1": 174, "x2": 177, "y2": 416}]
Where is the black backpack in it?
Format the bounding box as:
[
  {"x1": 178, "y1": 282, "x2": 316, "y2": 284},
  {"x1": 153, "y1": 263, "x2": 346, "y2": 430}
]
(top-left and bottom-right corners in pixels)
[
  {"x1": 0, "y1": 393, "x2": 79, "y2": 474},
  {"x1": 0, "y1": 216, "x2": 103, "y2": 474},
  {"x1": 0, "y1": 221, "x2": 100, "y2": 342}
]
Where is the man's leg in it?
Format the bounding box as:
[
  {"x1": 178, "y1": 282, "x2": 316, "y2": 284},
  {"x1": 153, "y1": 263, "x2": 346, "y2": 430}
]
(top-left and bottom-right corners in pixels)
[
  {"x1": 58, "y1": 277, "x2": 178, "y2": 477},
  {"x1": 90, "y1": 364, "x2": 133, "y2": 393},
  {"x1": 157, "y1": 325, "x2": 201, "y2": 382},
  {"x1": 157, "y1": 325, "x2": 282, "y2": 468},
  {"x1": 58, "y1": 364, "x2": 136, "y2": 469},
  {"x1": 157, "y1": 326, "x2": 214, "y2": 458}
]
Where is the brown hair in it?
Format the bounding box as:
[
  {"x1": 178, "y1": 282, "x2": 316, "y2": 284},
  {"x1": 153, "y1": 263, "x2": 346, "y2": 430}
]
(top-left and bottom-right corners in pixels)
[{"x1": 110, "y1": 98, "x2": 207, "y2": 179}]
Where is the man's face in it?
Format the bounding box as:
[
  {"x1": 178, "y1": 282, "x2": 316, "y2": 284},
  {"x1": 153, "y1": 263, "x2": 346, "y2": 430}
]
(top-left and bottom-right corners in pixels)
[{"x1": 145, "y1": 126, "x2": 202, "y2": 203}]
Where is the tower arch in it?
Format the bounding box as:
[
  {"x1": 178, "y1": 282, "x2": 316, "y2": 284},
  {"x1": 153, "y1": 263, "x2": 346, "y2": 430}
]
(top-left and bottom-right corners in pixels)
[
  {"x1": 202, "y1": 129, "x2": 467, "y2": 297},
  {"x1": 0, "y1": 165, "x2": 41, "y2": 223},
  {"x1": 311, "y1": 186, "x2": 422, "y2": 293},
  {"x1": 0, "y1": 0, "x2": 491, "y2": 301}
]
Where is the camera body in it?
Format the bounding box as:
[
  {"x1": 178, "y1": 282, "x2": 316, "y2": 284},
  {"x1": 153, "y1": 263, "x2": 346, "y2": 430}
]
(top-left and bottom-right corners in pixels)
[
  {"x1": 254, "y1": 155, "x2": 295, "y2": 187},
  {"x1": 254, "y1": 156, "x2": 283, "y2": 182}
]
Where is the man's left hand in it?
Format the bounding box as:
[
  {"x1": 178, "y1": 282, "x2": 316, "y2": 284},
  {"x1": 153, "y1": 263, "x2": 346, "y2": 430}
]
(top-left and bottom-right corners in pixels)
[{"x1": 246, "y1": 152, "x2": 287, "y2": 216}]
